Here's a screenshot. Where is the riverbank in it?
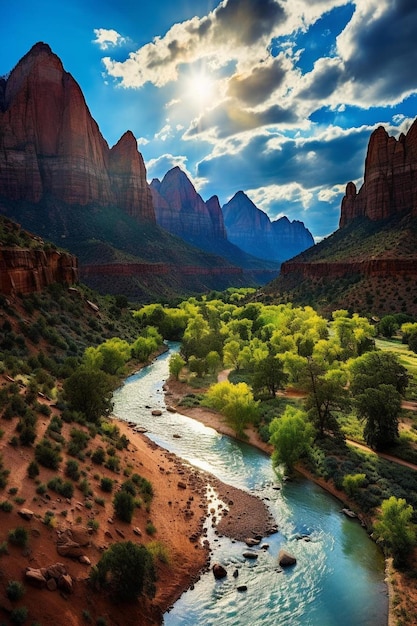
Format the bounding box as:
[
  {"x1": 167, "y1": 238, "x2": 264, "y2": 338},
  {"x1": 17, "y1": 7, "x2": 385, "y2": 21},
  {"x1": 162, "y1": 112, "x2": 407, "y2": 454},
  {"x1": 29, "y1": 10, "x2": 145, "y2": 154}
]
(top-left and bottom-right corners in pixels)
[{"x1": 163, "y1": 374, "x2": 417, "y2": 626}]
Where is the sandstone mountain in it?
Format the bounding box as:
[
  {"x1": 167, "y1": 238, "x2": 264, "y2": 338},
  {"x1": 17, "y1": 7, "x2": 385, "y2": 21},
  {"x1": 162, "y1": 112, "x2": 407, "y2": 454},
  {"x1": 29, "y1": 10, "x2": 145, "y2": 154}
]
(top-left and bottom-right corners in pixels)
[
  {"x1": 0, "y1": 43, "x2": 154, "y2": 221},
  {"x1": 222, "y1": 191, "x2": 314, "y2": 262},
  {"x1": 150, "y1": 167, "x2": 280, "y2": 280},
  {"x1": 340, "y1": 119, "x2": 417, "y2": 227},
  {"x1": 0, "y1": 43, "x2": 265, "y2": 301},
  {"x1": 151, "y1": 167, "x2": 227, "y2": 242},
  {"x1": 264, "y1": 119, "x2": 417, "y2": 316}
]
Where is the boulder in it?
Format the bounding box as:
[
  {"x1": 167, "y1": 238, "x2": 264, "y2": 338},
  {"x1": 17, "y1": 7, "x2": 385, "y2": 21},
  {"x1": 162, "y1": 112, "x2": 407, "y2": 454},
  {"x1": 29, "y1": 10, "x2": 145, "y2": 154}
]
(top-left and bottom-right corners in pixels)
[
  {"x1": 212, "y1": 563, "x2": 227, "y2": 579},
  {"x1": 25, "y1": 568, "x2": 47, "y2": 588},
  {"x1": 58, "y1": 574, "x2": 73, "y2": 594},
  {"x1": 18, "y1": 508, "x2": 34, "y2": 520},
  {"x1": 278, "y1": 550, "x2": 297, "y2": 567}
]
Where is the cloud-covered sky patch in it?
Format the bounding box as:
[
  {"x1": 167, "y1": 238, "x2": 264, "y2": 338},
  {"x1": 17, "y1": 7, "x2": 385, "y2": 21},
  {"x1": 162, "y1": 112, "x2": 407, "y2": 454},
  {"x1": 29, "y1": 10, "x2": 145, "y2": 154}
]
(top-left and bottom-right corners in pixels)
[{"x1": 3, "y1": 0, "x2": 417, "y2": 238}]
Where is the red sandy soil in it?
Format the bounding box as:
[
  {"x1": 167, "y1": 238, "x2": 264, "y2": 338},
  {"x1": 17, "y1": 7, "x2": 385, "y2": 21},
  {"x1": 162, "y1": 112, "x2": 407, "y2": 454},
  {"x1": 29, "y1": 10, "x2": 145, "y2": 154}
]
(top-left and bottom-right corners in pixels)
[{"x1": 0, "y1": 373, "x2": 275, "y2": 626}]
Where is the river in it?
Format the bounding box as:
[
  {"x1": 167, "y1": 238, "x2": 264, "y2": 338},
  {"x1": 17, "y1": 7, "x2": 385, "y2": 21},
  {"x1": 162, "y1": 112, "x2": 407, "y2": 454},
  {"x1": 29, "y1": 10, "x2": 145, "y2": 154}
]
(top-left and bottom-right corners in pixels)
[{"x1": 112, "y1": 344, "x2": 388, "y2": 626}]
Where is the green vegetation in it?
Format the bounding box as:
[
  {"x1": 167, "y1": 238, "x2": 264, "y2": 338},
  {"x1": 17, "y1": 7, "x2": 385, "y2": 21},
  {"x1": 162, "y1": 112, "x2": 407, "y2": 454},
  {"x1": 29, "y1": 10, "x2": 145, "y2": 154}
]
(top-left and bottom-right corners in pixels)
[
  {"x1": 92, "y1": 541, "x2": 156, "y2": 601},
  {"x1": 373, "y1": 496, "x2": 416, "y2": 566},
  {"x1": 270, "y1": 406, "x2": 314, "y2": 472}
]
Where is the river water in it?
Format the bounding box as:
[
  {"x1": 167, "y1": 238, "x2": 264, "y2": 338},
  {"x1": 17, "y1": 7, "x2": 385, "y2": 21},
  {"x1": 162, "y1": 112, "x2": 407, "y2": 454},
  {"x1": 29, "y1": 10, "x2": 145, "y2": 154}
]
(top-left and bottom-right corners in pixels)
[{"x1": 112, "y1": 344, "x2": 388, "y2": 626}]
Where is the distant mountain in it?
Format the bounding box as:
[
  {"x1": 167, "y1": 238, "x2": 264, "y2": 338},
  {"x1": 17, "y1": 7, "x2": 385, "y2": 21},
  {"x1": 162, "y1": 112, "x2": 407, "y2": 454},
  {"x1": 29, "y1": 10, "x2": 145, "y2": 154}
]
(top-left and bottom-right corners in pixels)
[
  {"x1": 151, "y1": 167, "x2": 227, "y2": 242},
  {"x1": 222, "y1": 191, "x2": 314, "y2": 262},
  {"x1": 264, "y1": 119, "x2": 417, "y2": 317},
  {"x1": 151, "y1": 167, "x2": 281, "y2": 278},
  {"x1": 0, "y1": 43, "x2": 267, "y2": 301}
]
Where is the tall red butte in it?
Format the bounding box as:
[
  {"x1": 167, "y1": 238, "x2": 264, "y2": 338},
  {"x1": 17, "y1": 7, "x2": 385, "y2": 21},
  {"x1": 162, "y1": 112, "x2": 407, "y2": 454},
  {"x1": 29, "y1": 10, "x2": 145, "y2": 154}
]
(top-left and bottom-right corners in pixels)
[{"x1": 0, "y1": 42, "x2": 155, "y2": 222}]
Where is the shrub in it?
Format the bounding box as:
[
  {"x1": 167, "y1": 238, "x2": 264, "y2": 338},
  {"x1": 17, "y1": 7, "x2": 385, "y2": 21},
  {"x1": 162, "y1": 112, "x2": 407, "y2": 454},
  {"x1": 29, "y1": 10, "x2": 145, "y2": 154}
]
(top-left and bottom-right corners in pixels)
[
  {"x1": 6, "y1": 580, "x2": 25, "y2": 601},
  {"x1": 100, "y1": 477, "x2": 114, "y2": 493},
  {"x1": 47, "y1": 477, "x2": 74, "y2": 499},
  {"x1": 8, "y1": 526, "x2": 28, "y2": 547},
  {"x1": 27, "y1": 460, "x2": 39, "y2": 479},
  {"x1": 113, "y1": 490, "x2": 135, "y2": 523},
  {"x1": 91, "y1": 447, "x2": 105, "y2": 465},
  {"x1": 10, "y1": 605, "x2": 28, "y2": 625},
  {"x1": 35, "y1": 439, "x2": 61, "y2": 470},
  {"x1": 145, "y1": 520, "x2": 156, "y2": 535},
  {"x1": 342, "y1": 473, "x2": 367, "y2": 497},
  {"x1": 65, "y1": 459, "x2": 80, "y2": 481},
  {"x1": 93, "y1": 541, "x2": 156, "y2": 601},
  {"x1": 0, "y1": 500, "x2": 13, "y2": 512},
  {"x1": 105, "y1": 455, "x2": 120, "y2": 472},
  {"x1": 79, "y1": 478, "x2": 92, "y2": 497}
]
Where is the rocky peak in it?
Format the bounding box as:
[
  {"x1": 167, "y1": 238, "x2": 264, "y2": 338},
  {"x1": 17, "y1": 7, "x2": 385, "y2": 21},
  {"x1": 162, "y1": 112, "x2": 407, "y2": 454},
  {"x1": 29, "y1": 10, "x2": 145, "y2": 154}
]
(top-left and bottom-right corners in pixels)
[
  {"x1": 109, "y1": 131, "x2": 154, "y2": 221},
  {"x1": 206, "y1": 195, "x2": 227, "y2": 239},
  {"x1": 151, "y1": 167, "x2": 227, "y2": 241},
  {"x1": 340, "y1": 118, "x2": 417, "y2": 227},
  {"x1": 222, "y1": 191, "x2": 313, "y2": 262},
  {"x1": 0, "y1": 42, "x2": 155, "y2": 222}
]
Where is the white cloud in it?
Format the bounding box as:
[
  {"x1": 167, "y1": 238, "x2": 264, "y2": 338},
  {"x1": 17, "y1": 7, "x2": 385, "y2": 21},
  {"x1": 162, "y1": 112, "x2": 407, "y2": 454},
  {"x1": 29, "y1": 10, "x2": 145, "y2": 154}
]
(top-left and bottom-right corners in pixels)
[
  {"x1": 318, "y1": 184, "x2": 346, "y2": 202},
  {"x1": 246, "y1": 182, "x2": 314, "y2": 215},
  {"x1": 93, "y1": 28, "x2": 127, "y2": 50},
  {"x1": 146, "y1": 153, "x2": 190, "y2": 181}
]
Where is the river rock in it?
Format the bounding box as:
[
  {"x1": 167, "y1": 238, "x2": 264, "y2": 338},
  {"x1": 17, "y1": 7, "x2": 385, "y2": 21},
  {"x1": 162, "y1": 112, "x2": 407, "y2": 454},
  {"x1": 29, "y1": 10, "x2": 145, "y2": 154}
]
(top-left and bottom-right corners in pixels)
[
  {"x1": 278, "y1": 550, "x2": 297, "y2": 567},
  {"x1": 212, "y1": 563, "x2": 227, "y2": 579},
  {"x1": 243, "y1": 551, "x2": 258, "y2": 559},
  {"x1": 245, "y1": 537, "x2": 260, "y2": 547}
]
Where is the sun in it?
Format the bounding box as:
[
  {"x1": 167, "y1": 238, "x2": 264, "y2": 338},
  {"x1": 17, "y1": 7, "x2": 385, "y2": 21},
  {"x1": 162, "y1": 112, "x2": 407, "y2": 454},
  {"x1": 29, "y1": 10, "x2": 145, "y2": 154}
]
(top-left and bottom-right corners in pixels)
[{"x1": 185, "y1": 70, "x2": 217, "y2": 107}]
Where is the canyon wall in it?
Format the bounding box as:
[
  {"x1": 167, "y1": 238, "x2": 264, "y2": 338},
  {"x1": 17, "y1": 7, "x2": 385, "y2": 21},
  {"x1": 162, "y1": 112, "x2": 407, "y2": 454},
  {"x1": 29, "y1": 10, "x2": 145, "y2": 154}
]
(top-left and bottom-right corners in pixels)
[
  {"x1": 0, "y1": 248, "x2": 78, "y2": 295},
  {"x1": 340, "y1": 119, "x2": 417, "y2": 227}
]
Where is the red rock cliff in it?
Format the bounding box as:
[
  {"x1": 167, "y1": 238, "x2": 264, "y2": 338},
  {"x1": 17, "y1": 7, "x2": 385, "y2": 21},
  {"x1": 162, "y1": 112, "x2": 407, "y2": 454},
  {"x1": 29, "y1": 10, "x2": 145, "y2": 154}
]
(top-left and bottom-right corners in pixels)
[
  {"x1": 0, "y1": 248, "x2": 78, "y2": 295},
  {"x1": 0, "y1": 43, "x2": 154, "y2": 222},
  {"x1": 340, "y1": 119, "x2": 417, "y2": 227}
]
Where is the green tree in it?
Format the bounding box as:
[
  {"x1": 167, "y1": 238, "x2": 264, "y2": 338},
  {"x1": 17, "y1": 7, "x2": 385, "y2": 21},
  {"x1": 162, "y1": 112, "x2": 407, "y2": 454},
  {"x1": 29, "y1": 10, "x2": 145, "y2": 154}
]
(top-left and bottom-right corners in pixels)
[
  {"x1": 349, "y1": 351, "x2": 409, "y2": 396},
  {"x1": 378, "y1": 315, "x2": 399, "y2": 338},
  {"x1": 169, "y1": 353, "x2": 185, "y2": 380},
  {"x1": 206, "y1": 350, "x2": 221, "y2": 375},
  {"x1": 63, "y1": 366, "x2": 116, "y2": 423},
  {"x1": 93, "y1": 541, "x2": 156, "y2": 601},
  {"x1": 355, "y1": 384, "x2": 401, "y2": 450},
  {"x1": 373, "y1": 496, "x2": 416, "y2": 566},
  {"x1": 223, "y1": 339, "x2": 241, "y2": 371},
  {"x1": 252, "y1": 353, "x2": 288, "y2": 398},
  {"x1": 203, "y1": 381, "x2": 259, "y2": 437},
  {"x1": 303, "y1": 359, "x2": 350, "y2": 437},
  {"x1": 269, "y1": 406, "x2": 314, "y2": 473}
]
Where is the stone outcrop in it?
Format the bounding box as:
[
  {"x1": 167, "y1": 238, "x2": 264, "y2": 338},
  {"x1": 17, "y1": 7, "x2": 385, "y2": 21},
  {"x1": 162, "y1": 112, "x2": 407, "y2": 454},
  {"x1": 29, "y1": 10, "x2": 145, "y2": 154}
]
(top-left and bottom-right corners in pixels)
[
  {"x1": 340, "y1": 119, "x2": 417, "y2": 227},
  {"x1": 0, "y1": 248, "x2": 78, "y2": 295},
  {"x1": 222, "y1": 191, "x2": 314, "y2": 262},
  {"x1": 0, "y1": 42, "x2": 154, "y2": 222},
  {"x1": 151, "y1": 167, "x2": 227, "y2": 241}
]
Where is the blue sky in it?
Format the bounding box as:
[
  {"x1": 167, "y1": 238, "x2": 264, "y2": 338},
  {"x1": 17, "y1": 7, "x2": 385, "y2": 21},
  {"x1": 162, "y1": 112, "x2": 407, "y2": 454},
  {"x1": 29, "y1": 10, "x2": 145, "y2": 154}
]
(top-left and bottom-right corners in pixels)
[{"x1": 2, "y1": 0, "x2": 417, "y2": 240}]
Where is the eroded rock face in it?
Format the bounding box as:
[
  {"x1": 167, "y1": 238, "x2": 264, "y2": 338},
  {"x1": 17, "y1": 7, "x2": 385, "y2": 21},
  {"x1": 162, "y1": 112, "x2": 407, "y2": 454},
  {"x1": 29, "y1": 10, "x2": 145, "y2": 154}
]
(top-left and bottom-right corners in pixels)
[
  {"x1": 222, "y1": 191, "x2": 314, "y2": 262},
  {"x1": 151, "y1": 167, "x2": 227, "y2": 241},
  {"x1": 0, "y1": 248, "x2": 78, "y2": 295},
  {"x1": 340, "y1": 119, "x2": 417, "y2": 227},
  {"x1": 0, "y1": 42, "x2": 155, "y2": 222}
]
